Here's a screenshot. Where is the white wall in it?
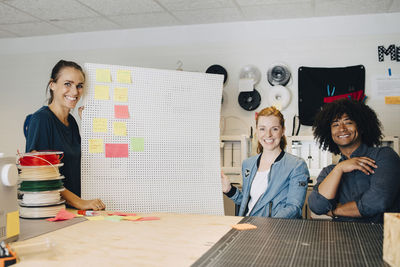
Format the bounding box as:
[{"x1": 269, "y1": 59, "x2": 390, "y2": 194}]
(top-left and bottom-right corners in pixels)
[{"x1": 1, "y1": 13, "x2": 399, "y2": 157}]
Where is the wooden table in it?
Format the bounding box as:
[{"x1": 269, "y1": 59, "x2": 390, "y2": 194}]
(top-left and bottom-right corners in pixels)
[{"x1": 12, "y1": 212, "x2": 241, "y2": 267}]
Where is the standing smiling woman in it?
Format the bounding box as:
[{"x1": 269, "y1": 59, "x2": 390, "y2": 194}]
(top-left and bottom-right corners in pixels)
[
  {"x1": 222, "y1": 106, "x2": 309, "y2": 218},
  {"x1": 26, "y1": 60, "x2": 105, "y2": 211}
]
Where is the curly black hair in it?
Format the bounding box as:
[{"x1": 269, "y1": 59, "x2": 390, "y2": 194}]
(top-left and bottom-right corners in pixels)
[{"x1": 312, "y1": 98, "x2": 383, "y2": 155}]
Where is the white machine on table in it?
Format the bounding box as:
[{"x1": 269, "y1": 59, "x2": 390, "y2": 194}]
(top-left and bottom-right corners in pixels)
[{"x1": 0, "y1": 154, "x2": 19, "y2": 243}]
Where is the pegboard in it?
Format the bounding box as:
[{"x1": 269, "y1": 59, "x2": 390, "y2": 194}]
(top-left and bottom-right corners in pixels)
[{"x1": 81, "y1": 63, "x2": 224, "y2": 215}]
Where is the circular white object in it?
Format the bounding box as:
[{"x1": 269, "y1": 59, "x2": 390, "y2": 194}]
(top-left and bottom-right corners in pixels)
[
  {"x1": 1, "y1": 163, "x2": 18, "y2": 186},
  {"x1": 267, "y1": 85, "x2": 291, "y2": 110},
  {"x1": 239, "y1": 65, "x2": 261, "y2": 86}
]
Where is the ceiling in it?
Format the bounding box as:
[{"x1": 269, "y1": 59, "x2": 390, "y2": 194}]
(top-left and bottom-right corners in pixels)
[{"x1": 0, "y1": 0, "x2": 399, "y2": 39}]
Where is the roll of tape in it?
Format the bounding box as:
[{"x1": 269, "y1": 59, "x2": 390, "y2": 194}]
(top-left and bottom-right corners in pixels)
[
  {"x1": 238, "y1": 89, "x2": 262, "y2": 111},
  {"x1": 267, "y1": 85, "x2": 291, "y2": 110}
]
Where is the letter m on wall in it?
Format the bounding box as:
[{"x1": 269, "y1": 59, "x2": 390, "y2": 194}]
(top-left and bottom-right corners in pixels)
[{"x1": 378, "y1": 45, "x2": 400, "y2": 62}]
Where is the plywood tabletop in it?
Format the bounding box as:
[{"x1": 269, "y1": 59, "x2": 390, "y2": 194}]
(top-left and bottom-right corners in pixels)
[{"x1": 12, "y1": 212, "x2": 242, "y2": 267}]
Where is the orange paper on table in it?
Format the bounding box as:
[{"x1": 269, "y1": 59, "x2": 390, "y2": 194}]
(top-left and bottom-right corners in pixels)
[
  {"x1": 114, "y1": 105, "x2": 130, "y2": 119},
  {"x1": 124, "y1": 216, "x2": 142, "y2": 221},
  {"x1": 231, "y1": 223, "x2": 257, "y2": 231},
  {"x1": 105, "y1": 143, "x2": 129, "y2": 158}
]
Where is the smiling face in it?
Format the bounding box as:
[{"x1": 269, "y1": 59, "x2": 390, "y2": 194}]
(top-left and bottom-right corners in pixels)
[
  {"x1": 49, "y1": 67, "x2": 85, "y2": 111},
  {"x1": 256, "y1": 115, "x2": 284, "y2": 153},
  {"x1": 330, "y1": 113, "x2": 361, "y2": 151}
]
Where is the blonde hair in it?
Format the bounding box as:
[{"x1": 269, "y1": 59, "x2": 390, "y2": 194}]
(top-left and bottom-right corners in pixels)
[{"x1": 256, "y1": 106, "x2": 287, "y2": 154}]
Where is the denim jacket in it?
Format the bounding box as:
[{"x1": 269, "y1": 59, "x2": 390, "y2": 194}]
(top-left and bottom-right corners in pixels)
[
  {"x1": 226, "y1": 151, "x2": 309, "y2": 218},
  {"x1": 308, "y1": 144, "x2": 400, "y2": 223}
]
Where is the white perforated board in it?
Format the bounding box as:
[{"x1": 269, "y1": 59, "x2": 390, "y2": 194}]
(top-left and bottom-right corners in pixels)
[{"x1": 81, "y1": 63, "x2": 224, "y2": 215}]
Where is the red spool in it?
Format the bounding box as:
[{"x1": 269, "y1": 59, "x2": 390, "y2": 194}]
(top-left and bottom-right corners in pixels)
[{"x1": 18, "y1": 151, "x2": 63, "y2": 166}]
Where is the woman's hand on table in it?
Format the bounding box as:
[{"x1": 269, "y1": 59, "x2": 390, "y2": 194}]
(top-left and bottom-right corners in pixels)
[{"x1": 81, "y1": 199, "x2": 106, "y2": 211}]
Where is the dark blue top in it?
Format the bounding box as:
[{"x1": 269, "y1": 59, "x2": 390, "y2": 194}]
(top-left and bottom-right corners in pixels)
[
  {"x1": 25, "y1": 106, "x2": 81, "y2": 197},
  {"x1": 308, "y1": 143, "x2": 400, "y2": 223}
]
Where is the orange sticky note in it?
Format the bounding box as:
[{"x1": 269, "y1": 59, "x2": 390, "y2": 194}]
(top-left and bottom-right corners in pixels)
[
  {"x1": 124, "y1": 216, "x2": 142, "y2": 221},
  {"x1": 231, "y1": 223, "x2": 257, "y2": 231},
  {"x1": 385, "y1": 96, "x2": 400, "y2": 104},
  {"x1": 105, "y1": 143, "x2": 129, "y2": 158},
  {"x1": 114, "y1": 105, "x2": 130, "y2": 119}
]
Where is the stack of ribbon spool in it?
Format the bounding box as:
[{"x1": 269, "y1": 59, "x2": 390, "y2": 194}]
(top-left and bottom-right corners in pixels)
[{"x1": 17, "y1": 151, "x2": 66, "y2": 219}]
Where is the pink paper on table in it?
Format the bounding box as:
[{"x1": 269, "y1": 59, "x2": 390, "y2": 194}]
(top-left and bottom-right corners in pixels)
[
  {"x1": 46, "y1": 209, "x2": 76, "y2": 222},
  {"x1": 136, "y1": 217, "x2": 160, "y2": 221},
  {"x1": 107, "y1": 212, "x2": 137, "y2": 216},
  {"x1": 114, "y1": 105, "x2": 130, "y2": 119},
  {"x1": 105, "y1": 143, "x2": 129, "y2": 158}
]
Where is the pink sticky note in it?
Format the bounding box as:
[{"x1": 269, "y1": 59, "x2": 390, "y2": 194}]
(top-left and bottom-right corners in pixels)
[
  {"x1": 46, "y1": 209, "x2": 76, "y2": 222},
  {"x1": 107, "y1": 212, "x2": 137, "y2": 216},
  {"x1": 136, "y1": 217, "x2": 160, "y2": 221},
  {"x1": 105, "y1": 144, "x2": 129, "y2": 158},
  {"x1": 114, "y1": 105, "x2": 130, "y2": 119}
]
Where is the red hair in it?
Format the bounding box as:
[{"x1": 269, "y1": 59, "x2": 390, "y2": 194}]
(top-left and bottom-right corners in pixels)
[{"x1": 256, "y1": 106, "x2": 287, "y2": 153}]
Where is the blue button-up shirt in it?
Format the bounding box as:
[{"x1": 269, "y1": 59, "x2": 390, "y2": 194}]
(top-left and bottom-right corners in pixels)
[{"x1": 308, "y1": 143, "x2": 400, "y2": 223}]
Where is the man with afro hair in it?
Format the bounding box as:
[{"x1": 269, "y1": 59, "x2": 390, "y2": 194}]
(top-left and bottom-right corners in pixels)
[{"x1": 308, "y1": 98, "x2": 400, "y2": 223}]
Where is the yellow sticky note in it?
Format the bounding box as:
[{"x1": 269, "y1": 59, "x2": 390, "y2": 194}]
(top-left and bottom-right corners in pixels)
[
  {"x1": 93, "y1": 118, "x2": 108, "y2": 133},
  {"x1": 114, "y1": 87, "x2": 128, "y2": 102},
  {"x1": 89, "y1": 139, "x2": 104, "y2": 153},
  {"x1": 96, "y1": 69, "x2": 111, "y2": 83},
  {"x1": 86, "y1": 216, "x2": 105, "y2": 221},
  {"x1": 113, "y1": 122, "x2": 127, "y2": 136},
  {"x1": 385, "y1": 96, "x2": 400, "y2": 104},
  {"x1": 117, "y1": 70, "x2": 131, "y2": 84},
  {"x1": 6, "y1": 210, "x2": 20, "y2": 238},
  {"x1": 124, "y1": 216, "x2": 142, "y2": 221},
  {"x1": 95, "y1": 85, "x2": 110, "y2": 100}
]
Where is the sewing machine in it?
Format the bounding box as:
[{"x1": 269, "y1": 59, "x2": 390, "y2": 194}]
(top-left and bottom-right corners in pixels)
[{"x1": 0, "y1": 154, "x2": 19, "y2": 243}]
